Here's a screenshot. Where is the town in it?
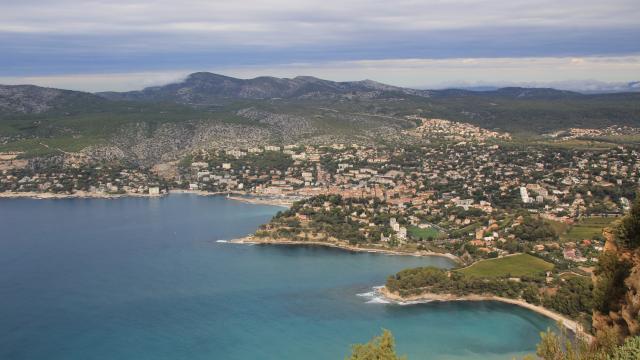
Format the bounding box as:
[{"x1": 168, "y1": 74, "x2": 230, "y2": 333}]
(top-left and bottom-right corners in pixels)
[{"x1": 1, "y1": 118, "x2": 638, "y2": 268}]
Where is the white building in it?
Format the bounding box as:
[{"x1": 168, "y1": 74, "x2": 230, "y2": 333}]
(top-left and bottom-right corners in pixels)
[
  {"x1": 390, "y1": 218, "x2": 400, "y2": 232},
  {"x1": 520, "y1": 187, "x2": 531, "y2": 203},
  {"x1": 397, "y1": 227, "x2": 407, "y2": 240},
  {"x1": 191, "y1": 162, "x2": 208, "y2": 169}
]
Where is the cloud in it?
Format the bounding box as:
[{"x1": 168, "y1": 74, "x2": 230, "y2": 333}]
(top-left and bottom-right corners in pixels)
[
  {"x1": 1, "y1": 55, "x2": 638, "y2": 92},
  {"x1": 0, "y1": 1, "x2": 638, "y2": 79},
  {"x1": 2, "y1": 0, "x2": 639, "y2": 35}
]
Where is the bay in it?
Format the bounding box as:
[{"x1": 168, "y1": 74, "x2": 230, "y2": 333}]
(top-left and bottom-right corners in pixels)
[{"x1": 0, "y1": 194, "x2": 553, "y2": 359}]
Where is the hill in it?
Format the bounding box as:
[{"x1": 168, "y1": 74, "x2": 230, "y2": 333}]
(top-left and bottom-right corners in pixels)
[
  {"x1": 0, "y1": 85, "x2": 109, "y2": 115},
  {"x1": 96, "y1": 73, "x2": 640, "y2": 134},
  {"x1": 2, "y1": 73, "x2": 640, "y2": 164},
  {"x1": 98, "y1": 72, "x2": 427, "y2": 104}
]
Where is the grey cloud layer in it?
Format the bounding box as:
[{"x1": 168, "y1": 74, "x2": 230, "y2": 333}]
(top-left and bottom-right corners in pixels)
[
  {"x1": 0, "y1": 0, "x2": 639, "y2": 82},
  {"x1": 3, "y1": 0, "x2": 639, "y2": 34}
]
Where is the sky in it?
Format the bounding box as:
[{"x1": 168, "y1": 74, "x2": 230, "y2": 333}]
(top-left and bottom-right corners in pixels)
[{"x1": 1, "y1": 0, "x2": 639, "y2": 91}]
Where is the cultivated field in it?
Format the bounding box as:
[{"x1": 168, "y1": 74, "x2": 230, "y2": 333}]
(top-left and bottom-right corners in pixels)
[
  {"x1": 560, "y1": 217, "x2": 615, "y2": 242},
  {"x1": 457, "y1": 253, "x2": 554, "y2": 278}
]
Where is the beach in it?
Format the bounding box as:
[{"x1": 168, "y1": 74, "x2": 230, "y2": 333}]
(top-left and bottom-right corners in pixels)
[
  {"x1": 170, "y1": 190, "x2": 295, "y2": 206},
  {"x1": 226, "y1": 195, "x2": 295, "y2": 207},
  {"x1": 230, "y1": 235, "x2": 590, "y2": 340},
  {"x1": 378, "y1": 286, "x2": 592, "y2": 341}
]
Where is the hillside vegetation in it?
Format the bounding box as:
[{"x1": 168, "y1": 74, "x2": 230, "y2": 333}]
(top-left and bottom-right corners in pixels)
[{"x1": 2, "y1": 73, "x2": 640, "y2": 163}]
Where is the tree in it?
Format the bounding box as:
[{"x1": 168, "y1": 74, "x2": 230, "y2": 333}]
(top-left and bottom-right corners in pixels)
[
  {"x1": 347, "y1": 329, "x2": 406, "y2": 360},
  {"x1": 522, "y1": 285, "x2": 541, "y2": 305},
  {"x1": 593, "y1": 252, "x2": 631, "y2": 313},
  {"x1": 543, "y1": 277, "x2": 594, "y2": 318},
  {"x1": 616, "y1": 198, "x2": 640, "y2": 250},
  {"x1": 533, "y1": 326, "x2": 618, "y2": 360},
  {"x1": 535, "y1": 328, "x2": 564, "y2": 360},
  {"x1": 608, "y1": 336, "x2": 640, "y2": 360}
]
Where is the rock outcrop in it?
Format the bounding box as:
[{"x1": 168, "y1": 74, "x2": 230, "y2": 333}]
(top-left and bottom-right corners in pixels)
[{"x1": 592, "y1": 227, "x2": 640, "y2": 342}]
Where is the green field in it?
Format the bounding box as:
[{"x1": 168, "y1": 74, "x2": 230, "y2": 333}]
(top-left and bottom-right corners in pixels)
[
  {"x1": 457, "y1": 253, "x2": 554, "y2": 278},
  {"x1": 408, "y1": 226, "x2": 442, "y2": 240},
  {"x1": 560, "y1": 217, "x2": 615, "y2": 242}
]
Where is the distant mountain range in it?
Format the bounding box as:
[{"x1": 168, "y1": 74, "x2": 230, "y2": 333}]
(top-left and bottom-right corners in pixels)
[
  {"x1": 97, "y1": 72, "x2": 590, "y2": 105},
  {"x1": 1, "y1": 72, "x2": 640, "y2": 164},
  {"x1": 98, "y1": 72, "x2": 434, "y2": 104},
  {"x1": 1, "y1": 72, "x2": 628, "y2": 114},
  {"x1": 0, "y1": 84, "x2": 107, "y2": 115},
  {"x1": 444, "y1": 80, "x2": 640, "y2": 94}
]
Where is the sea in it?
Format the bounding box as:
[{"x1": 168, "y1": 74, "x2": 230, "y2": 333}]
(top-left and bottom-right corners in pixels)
[{"x1": 0, "y1": 194, "x2": 554, "y2": 359}]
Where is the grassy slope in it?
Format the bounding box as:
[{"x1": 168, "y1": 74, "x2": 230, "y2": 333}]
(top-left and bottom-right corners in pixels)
[
  {"x1": 560, "y1": 217, "x2": 615, "y2": 242},
  {"x1": 457, "y1": 253, "x2": 554, "y2": 278},
  {"x1": 408, "y1": 226, "x2": 442, "y2": 240}
]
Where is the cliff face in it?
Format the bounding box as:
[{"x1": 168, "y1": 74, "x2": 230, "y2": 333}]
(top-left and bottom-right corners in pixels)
[
  {"x1": 592, "y1": 229, "x2": 640, "y2": 341},
  {"x1": 620, "y1": 254, "x2": 640, "y2": 335}
]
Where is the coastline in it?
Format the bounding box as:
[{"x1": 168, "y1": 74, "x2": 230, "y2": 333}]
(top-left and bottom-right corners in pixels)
[
  {"x1": 226, "y1": 195, "x2": 294, "y2": 207},
  {"x1": 0, "y1": 189, "x2": 296, "y2": 207},
  {"x1": 170, "y1": 190, "x2": 295, "y2": 207},
  {"x1": 229, "y1": 235, "x2": 461, "y2": 262},
  {"x1": 378, "y1": 286, "x2": 592, "y2": 341},
  {"x1": 0, "y1": 190, "x2": 166, "y2": 200},
  {"x1": 230, "y1": 235, "x2": 590, "y2": 339}
]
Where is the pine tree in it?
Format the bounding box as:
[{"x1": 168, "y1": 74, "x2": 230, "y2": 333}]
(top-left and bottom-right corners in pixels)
[
  {"x1": 616, "y1": 198, "x2": 640, "y2": 250},
  {"x1": 347, "y1": 329, "x2": 406, "y2": 360}
]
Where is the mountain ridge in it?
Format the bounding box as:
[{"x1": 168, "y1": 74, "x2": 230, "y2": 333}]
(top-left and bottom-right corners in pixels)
[
  {"x1": 2, "y1": 72, "x2": 640, "y2": 165},
  {"x1": 97, "y1": 72, "x2": 434, "y2": 104},
  {"x1": 3, "y1": 72, "x2": 633, "y2": 115},
  {"x1": 97, "y1": 72, "x2": 606, "y2": 104},
  {"x1": 0, "y1": 84, "x2": 109, "y2": 115}
]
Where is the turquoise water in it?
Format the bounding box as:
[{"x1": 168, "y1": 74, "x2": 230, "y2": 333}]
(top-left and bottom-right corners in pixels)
[{"x1": 0, "y1": 194, "x2": 553, "y2": 360}]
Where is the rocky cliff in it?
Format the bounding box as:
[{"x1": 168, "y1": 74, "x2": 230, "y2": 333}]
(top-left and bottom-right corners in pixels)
[{"x1": 593, "y1": 228, "x2": 640, "y2": 342}]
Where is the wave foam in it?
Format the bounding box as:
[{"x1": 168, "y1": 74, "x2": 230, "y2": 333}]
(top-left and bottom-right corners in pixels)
[
  {"x1": 366, "y1": 297, "x2": 391, "y2": 304},
  {"x1": 396, "y1": 299, "x2": 433, "y2": 306},
  {"x1": 357, "y1": 285, "x2": 436, "y2": 306},
  {"x1": 357, "y1": 286, "x2": 391, "y2": 304}
]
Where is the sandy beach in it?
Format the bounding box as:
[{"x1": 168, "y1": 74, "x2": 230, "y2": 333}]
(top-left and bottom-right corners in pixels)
[
  {"x1": 226, "y1": 195, "x2": 294, "y2": 207},
  {"x1": 231, "y1": 235, "x2": 589, "y2": 340},
  {"x1": 230, "y1": 235, "x2": 462, "y2": 262},
  {"x1": 169, "y1": 190, "x2": 295, "y2": 207},
  {"x1": 379, "y1": 286, "x2": 592, "y2": 341}
]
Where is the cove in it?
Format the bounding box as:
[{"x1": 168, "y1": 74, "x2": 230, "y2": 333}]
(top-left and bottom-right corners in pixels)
[{"x1": 0, "y1": 194, "x2": 554, "y2": 359}]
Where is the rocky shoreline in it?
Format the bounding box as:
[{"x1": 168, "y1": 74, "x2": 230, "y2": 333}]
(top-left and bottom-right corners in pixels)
[{"x1": 229, "y1": 235, "x2": 461, "y2": 262}]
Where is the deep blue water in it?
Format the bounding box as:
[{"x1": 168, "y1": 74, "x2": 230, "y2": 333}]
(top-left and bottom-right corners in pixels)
[{"x1": 0, "y1": 194, "x2": 553, "y2": 360}]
